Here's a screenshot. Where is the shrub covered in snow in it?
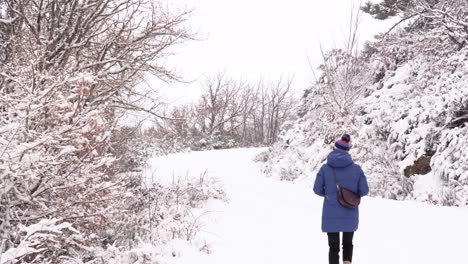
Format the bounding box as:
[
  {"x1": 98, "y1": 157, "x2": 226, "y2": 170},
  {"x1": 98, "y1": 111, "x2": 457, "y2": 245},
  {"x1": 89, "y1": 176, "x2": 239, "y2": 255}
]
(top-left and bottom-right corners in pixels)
[
  {"x1": 0, "y1": 169, "x2": 225, "y2": 263},
  {"x1": 89, "y1": 171, "x2": 226, "y2": 264}
]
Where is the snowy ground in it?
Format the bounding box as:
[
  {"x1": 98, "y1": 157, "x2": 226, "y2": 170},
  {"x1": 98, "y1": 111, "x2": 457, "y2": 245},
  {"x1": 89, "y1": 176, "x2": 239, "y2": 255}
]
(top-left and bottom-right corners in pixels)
[{"x1": 146, "y1": 148, "x2": 468, "y2": 264}]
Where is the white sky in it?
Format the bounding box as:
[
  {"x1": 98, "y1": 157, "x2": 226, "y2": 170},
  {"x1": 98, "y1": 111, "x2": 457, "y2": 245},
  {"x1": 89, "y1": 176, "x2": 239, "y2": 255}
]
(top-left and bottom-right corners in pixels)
[{"x1": 150, "y1": 0, "x2": 395, "y2": 104}]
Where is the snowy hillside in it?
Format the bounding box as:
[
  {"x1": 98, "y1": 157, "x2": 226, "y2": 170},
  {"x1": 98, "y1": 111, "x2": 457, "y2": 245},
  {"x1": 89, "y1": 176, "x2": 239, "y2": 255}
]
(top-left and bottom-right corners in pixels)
[
  {"x1": 262, "y1": 48, "x2": 468, "y2": 206},
  {"x1": 261, "y1": 4, "x2": 468, "y2": 206},
  {"x1": 109, "y1": 148, "x2": 468, "y2": 264}
]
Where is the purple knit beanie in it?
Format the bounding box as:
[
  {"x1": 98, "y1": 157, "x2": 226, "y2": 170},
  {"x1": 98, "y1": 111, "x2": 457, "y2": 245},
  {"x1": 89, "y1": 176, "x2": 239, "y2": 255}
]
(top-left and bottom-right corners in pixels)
[{"x1": 335, "y1": 134, "x2": 351, "y2": 151}]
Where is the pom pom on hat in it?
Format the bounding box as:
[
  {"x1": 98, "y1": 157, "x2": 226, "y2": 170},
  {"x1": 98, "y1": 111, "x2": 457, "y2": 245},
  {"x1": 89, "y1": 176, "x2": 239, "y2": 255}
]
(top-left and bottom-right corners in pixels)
[{"x1": 335, "y1": 134, "x2": 351, "y2": 151}]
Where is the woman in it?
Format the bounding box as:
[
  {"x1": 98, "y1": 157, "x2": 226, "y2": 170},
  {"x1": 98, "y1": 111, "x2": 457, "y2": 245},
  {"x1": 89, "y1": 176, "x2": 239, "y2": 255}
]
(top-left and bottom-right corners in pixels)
[{"x1": 313, "y1": 134, "x2": 369, "y2": 264}]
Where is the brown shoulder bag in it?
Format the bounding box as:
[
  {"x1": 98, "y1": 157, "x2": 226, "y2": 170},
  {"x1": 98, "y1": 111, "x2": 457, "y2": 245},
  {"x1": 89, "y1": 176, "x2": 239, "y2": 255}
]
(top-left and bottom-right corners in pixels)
[{"x1": 329, "y1": 166, "x2": 361, "y2": 209}]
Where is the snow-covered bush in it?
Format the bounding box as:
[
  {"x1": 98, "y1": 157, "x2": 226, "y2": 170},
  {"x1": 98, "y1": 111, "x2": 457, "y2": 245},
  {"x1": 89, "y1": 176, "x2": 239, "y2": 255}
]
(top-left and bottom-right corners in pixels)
[
  {"x1": 0, "y1": 169, "x2": 226, "y2": 263},
  {"x1": 0, "y1": 219, "x2": 87, "y2": 263},
  {"x1": 92, "y1": 171, "x2": 226, "y2": 264},
  {"x1": 108, "y1": 171, "x2": 226, "y2": 248}
]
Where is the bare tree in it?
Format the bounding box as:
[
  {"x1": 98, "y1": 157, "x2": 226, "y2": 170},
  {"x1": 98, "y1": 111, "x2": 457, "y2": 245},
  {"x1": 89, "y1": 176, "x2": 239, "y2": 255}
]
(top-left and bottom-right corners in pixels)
[
  {"x1": 198, "y1": 73, "x2": 244, "y2": 136},
  {"x1": 317, "y1": 2, "x2": 371, "y2": 114},
  {"x1": 264, "y1": 78, "x2": 294, "y2": 144},
  {"x1": 239, "y1": 84, "x2": 258, "y2": 145}
]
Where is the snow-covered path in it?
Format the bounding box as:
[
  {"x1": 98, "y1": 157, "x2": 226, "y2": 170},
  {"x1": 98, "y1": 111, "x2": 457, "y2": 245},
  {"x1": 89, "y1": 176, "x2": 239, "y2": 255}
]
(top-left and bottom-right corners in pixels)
[{"x1": 147, "y1": 148, "x2": 468, "y2": 264}]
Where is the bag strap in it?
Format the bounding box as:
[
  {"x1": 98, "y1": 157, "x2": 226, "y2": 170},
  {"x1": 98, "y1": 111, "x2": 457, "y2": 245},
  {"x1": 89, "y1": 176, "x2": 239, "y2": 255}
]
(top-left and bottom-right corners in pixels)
[{"x1": 327, "y1": 164, "x2": 340, "y2": 191}]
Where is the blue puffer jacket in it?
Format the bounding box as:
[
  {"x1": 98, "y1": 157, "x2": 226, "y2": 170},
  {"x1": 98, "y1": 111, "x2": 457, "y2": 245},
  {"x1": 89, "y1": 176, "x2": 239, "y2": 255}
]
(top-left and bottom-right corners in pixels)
[{"x1": 313, "y1": 149, "x2": 369, "y2": 232}]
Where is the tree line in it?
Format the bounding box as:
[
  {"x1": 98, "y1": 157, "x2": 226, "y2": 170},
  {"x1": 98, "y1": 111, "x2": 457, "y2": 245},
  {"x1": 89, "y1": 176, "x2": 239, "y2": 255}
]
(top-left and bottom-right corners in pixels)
[{"x1": 147, "y1": 74, "x2": 296, "y2": 150}]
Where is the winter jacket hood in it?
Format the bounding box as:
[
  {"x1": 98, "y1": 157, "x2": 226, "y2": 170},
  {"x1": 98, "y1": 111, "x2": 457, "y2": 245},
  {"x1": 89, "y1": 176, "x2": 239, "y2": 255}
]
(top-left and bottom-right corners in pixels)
[{"x1": 326, "y1": 149, "x2": 353, "y2": 168}]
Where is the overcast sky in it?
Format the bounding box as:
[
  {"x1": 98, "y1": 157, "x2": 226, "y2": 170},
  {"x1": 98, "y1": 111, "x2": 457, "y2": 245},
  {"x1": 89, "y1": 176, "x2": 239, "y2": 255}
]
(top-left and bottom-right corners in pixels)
[{"x1": 151, "y1": 0, "x2": 395, "y2": 104}]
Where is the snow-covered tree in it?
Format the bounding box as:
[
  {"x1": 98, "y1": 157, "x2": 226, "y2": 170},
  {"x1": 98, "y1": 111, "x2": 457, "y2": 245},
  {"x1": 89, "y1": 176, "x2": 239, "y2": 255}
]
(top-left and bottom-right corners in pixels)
[{"x1": 0, "y1": 0, "x2": 192, "y2": 261}]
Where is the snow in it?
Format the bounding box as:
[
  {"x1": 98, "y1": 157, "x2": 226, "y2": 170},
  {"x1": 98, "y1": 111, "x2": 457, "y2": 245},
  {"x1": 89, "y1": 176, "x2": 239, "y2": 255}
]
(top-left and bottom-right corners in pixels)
[
  {"x1": 1, "y1": 219, "x2": 77, "y2": 264},
  {"x1": 145, "y1": 148, "x2": 468, "y2": 264},
  {"x1": 0, "y1": 245, "x2": 42, "y2": 264},
  {"x1": 144, "y1": 151, "x2": 212, "y2": 184},
  {"x1": 0, "y1": 18, "x2": 14, "y2": 24},
  {"x1": 412, "y1": 171, "x2": 442, "y2": 202}
]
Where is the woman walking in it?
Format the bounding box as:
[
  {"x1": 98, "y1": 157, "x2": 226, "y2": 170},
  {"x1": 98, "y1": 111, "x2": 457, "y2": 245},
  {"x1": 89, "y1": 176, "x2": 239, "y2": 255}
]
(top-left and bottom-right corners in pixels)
[{"x1": 313, "y1": 134, "x2": 369, "y2": 264}]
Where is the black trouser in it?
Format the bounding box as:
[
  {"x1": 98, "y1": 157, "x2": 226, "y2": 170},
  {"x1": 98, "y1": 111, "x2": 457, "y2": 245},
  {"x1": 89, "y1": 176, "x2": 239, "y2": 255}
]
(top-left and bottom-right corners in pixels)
[{"x1": 327, "y1": 232, "x2": 354, "y2": 264}]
